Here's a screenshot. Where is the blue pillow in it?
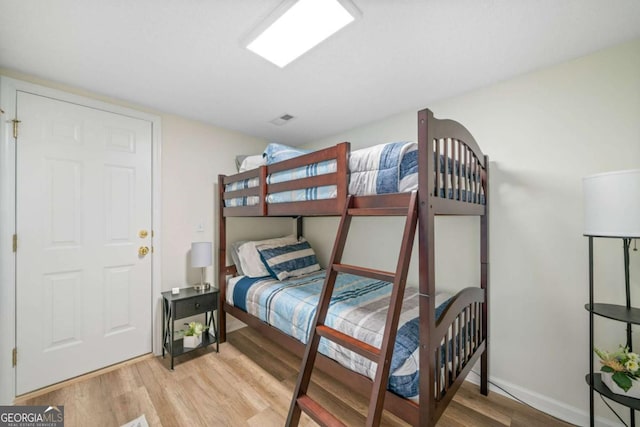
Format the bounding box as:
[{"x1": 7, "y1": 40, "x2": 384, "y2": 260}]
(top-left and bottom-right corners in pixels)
[
  {"x1": 256, "y1": 238, "x2": 320, "y2": 280},
  {"x1": 263, "y1": 143, "x2": 309, "y2": 165}
]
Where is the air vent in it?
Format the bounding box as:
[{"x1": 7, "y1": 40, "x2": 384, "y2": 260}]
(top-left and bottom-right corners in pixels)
[{"x1": 270, "y1": 114, "x2": 296, "y2": 126}]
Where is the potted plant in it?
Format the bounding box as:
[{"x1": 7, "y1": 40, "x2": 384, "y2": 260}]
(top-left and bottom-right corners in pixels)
[
  {"x1": 183, "y1": 321, "x2": 207, "y2": 349},
  {"x1": 595, "y1": 346, "x2": 640, "y2": 398}
]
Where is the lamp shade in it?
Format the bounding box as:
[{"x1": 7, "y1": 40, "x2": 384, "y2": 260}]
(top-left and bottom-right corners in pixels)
[
  {"x1": 583, "y1": 169, "x2": 640, "y2": 237},
  {"x1": 191, "y1": 242, "x2": 212, "y2": 268}
]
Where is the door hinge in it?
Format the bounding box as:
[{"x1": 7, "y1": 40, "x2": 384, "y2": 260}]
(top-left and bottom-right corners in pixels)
[
  {"x1": 12, "y1": 119, "x2": 21, "y2": 139},
  {"x1": 12, "y1": 234, "x2": 17, "y2": 252},
  {"x1": 12, "y1": 348, "x2": 16, "y2": 367}
]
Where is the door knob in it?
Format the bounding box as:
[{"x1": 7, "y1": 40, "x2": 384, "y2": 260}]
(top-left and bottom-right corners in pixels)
[
  {"x1": 139, "y1": 230, "x2": 148, "y2": 238},
  {"x1": 138, "y1": 246, "x2": 150, "y2": 257}
]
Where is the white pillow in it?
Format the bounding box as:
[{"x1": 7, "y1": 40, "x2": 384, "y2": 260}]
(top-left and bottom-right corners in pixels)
[
  {"x1": 239, "y1": 154, "x2": 266, "y2": 172},
  {"x1": 236, "y1": 235, "x2": 298, "y2": 277},
  {"x1": 229, "y1": 240, "x2": 247, "y2": 275}
]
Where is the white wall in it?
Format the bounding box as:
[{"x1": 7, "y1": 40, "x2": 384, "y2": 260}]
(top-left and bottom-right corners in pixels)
[
  {"x1": 161, "y1": 114, "x2": 279, "y2": 287},
  {"x1": 161, "y1": 114, "x2": 292, "y2": 331},
  {"x1": 301, "y1": 39, "x2": 640, "y2": 425}
]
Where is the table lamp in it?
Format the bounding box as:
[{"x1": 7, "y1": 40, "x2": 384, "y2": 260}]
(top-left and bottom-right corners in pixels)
[{"x1": 191, "y1": 242, "x2": 212, "y2": 291}]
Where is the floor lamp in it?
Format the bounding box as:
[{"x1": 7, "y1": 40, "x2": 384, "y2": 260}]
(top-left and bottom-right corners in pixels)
[{"x1": 584, "y1": 169, "x2": 640, "y2": 426}]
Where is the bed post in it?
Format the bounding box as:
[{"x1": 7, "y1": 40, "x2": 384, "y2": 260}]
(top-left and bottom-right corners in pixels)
[
  {"x1": 480, "y1": 155, "x2": 490, "y2": 395},
  {"x1": 218, "y1": 174, "x2": 227, "y2": 343},
  {"x1": 295, "y1": 216, "x2": 303, "y2": 239},
  {"x1": 335, "y1": 142, "x2": 350, "y2": 215},
  {"x1": 417, "y1": 108, "x2": 437, "y2": 425}
]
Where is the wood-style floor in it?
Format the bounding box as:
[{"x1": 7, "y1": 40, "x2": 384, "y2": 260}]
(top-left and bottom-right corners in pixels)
[{"x1": 18, "y1": 327, "x2": 573, "y2": 427}]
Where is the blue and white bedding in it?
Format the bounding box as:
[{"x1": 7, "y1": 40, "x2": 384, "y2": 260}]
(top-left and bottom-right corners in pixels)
[
  {"x1": 349, "y1": 141, "x2": 418, "y2": 195},
  {"x1": 226, "y1": 270, "x2": 452, "y2": 401},
  {"x1": 225, "y1": 141, "x2": 421, "y2": 206}
]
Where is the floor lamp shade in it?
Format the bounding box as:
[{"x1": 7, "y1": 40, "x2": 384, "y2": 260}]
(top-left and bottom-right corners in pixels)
[
  {"x1": 583, "y1": 169, "x2": 640, "y2": 238},
  {"x1": 191, "y1": 242, "x2": 212, "y2": 268}
]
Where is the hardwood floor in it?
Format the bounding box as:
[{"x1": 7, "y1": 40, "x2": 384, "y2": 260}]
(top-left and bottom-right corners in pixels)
[{"x1": 18, "y1": 327, "x2": 573, "y2": 426}]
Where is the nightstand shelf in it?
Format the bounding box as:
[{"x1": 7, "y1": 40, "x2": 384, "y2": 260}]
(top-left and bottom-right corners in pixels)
[
  {"x1": 162, "y1": 286, "x2": 219, "y2": 370},
  {"x1": 168, "y1": 332, "x2": 218, "y2": 357},
  {"x1": 585, "y1": 303, "x2": 640, "y2": 325},
  {"x1": 586, "y1": 374, "x2": 640, "y2": 411}
]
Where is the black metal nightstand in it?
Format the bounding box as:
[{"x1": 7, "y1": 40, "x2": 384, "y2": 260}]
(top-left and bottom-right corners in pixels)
[{"x1": 161, "y1": 286, "x2": 219, "y2": 370}]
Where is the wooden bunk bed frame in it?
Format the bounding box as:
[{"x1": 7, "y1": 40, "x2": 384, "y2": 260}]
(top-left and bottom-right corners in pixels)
[{"x1": 217, "y1": 108, "x2": 489, "y2": 426}]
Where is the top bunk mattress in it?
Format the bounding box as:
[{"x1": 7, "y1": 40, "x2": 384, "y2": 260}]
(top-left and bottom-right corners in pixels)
[{"x1": 224, "y1": 141, "x2": 484, "y2": 207}]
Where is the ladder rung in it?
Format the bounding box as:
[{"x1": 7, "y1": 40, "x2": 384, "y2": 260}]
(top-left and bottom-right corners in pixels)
[
  {"x1": 297, "y1": 395, "x2": 347, "y2": 427},
  {"x1": 347, "y1": 207, "x2": 408, "y2": 216},
  {"x1": 333, "y1": 263, "x2": 395, "y2": 283},
  {"x1": 316, "y1": 325, "x2": 381, "y2": 361}
]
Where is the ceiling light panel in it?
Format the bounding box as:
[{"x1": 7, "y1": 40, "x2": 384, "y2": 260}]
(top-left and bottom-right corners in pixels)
[{"x1": 246, "y1": 0, "x2": 360, "y2": 68}]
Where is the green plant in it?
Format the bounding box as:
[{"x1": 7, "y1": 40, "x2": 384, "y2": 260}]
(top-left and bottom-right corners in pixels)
[
  {"x1": 183, "y1": 321, "x2": 207, "y2": 337},
  {"x1": 595, "y1": 345, "x2": 640, "y2": 391}
]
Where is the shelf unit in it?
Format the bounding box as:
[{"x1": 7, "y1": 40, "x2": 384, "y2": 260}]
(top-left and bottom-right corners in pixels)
[{"x1": 586, "y1": 237, "x2": 636, "y2": 427}]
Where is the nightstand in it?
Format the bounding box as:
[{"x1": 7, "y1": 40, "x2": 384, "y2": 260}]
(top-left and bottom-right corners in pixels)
[{"x1": 161, "y1": 286, "x2": 219, "y2": 370}]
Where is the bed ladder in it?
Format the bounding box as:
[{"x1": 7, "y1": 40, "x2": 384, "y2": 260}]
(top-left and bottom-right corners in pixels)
[{"x1": 286, "y1": 192, "x2": 419, "y2": 427}]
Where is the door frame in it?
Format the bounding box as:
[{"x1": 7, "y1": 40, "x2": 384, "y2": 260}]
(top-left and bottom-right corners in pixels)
[{"x1": 0, "y1": 76, "x2": 163, "y2": 404}]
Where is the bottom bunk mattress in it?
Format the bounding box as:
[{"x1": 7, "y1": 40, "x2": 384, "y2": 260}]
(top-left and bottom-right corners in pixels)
[{"x1": 226, "y1": 270, "x2": 452, "y2": 401}]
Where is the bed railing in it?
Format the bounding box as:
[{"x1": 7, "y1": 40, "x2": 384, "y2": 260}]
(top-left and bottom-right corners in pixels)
[
  {"x1": 221, "y1": 142, "x2": 350, "y2": 217},
  {"x1": 221, "y1": 167, "x2": 267, "y2": 216},
  {"x1": 267, "y1": 142, "x2": 349, "y2": 216},
  {"x1": 432, "y1": 287, "x2": 486, "y2": 416},
  {"x1": 434, "y1": 137, "x2": 486, "y2": 205},
  {"x1": 425, "y1": 112, "x2": 487, "y2": 216}
]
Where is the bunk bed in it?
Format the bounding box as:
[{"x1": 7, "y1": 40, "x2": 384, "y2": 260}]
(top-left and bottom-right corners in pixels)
[{"x1": 217, "y1": 108, "x2": 489, "y2": 426}]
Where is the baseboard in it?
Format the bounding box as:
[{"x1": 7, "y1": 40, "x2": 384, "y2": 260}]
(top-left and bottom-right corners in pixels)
[
  {"x1": 14, "y1": 353, "x2": 154, "y2": 404},
  {"x1": 465, "y1": 371, "x2": 621, "y2": 427}
]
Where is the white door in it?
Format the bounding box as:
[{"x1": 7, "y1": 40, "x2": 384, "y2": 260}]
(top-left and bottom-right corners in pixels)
[{"x1": 15, "y1": 91, "x2": 153, "y2": 394}]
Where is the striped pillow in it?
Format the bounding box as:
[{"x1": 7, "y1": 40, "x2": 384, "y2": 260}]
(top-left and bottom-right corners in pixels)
[
  {"x1": 235, "y1": 235, "x2": 298, "y2": 278},
  {"x1": 256, "y1": 238, "x2": 320, "y2": 280}
]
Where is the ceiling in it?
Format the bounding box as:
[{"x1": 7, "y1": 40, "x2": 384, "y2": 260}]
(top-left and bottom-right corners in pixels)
[{"x1": 1, "y1": 0, "x2": 640, "y2": 146}]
